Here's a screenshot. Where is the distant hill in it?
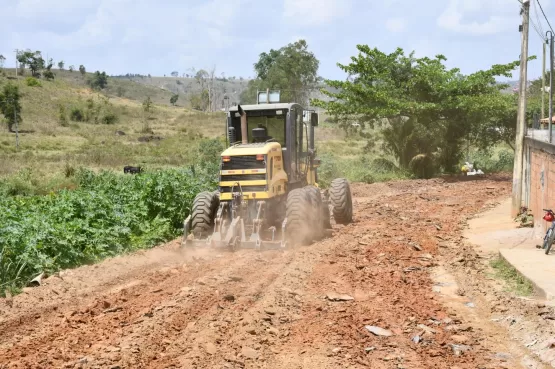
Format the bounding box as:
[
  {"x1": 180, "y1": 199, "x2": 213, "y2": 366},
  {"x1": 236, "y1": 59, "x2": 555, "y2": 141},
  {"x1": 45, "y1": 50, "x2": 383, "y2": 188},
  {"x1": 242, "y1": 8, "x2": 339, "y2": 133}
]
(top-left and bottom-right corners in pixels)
[
  {"x1": 117, "y1": 74, "x2": 338, "y2": 108},
  {"x1": 111, "y1": 75, "x2": 249, "y2": 108}
]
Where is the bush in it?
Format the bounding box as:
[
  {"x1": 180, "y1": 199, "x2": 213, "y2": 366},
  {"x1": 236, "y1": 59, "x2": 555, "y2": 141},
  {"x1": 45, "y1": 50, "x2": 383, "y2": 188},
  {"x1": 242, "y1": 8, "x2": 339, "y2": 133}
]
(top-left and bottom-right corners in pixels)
[
  {"x1": 0, "y1": 167, "x2": 217, "y2": 294},
  {"x1": 43, "y1": 70, "x2": 55, "y2": 81},
  {"x1": 471, "y1": 148, "x2": 514, "y2": 173},
  {"x1": 69, "y1": 98, "x2": 119, "y2": 125},
  {"x1": 101, "y1": 112, "x2": 118, "y2": 125},
  {"x1": 409, "y1": 154, "x2": 436, "y2": 179},
  {"x1": 25, "y1": 77, "x2": 41, "y2": 87},
  {"x1": 70, "y1": 107, "x2": 85, "y2": 122}
]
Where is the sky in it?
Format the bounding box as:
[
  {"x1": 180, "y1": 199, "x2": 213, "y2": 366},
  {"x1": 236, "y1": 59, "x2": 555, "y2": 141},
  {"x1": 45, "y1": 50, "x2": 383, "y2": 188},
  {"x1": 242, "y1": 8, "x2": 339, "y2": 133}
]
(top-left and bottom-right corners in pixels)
[{"x1": 0, "y1": 0, "x2": 554, "y2": 81}]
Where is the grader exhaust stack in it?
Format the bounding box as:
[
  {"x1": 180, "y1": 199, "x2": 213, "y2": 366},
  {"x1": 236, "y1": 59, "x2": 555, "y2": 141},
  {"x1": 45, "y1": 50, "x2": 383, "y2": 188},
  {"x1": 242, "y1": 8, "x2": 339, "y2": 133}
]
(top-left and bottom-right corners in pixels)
[{"x1": 238, "y1": 105, "x2": 248, "y2": 144}]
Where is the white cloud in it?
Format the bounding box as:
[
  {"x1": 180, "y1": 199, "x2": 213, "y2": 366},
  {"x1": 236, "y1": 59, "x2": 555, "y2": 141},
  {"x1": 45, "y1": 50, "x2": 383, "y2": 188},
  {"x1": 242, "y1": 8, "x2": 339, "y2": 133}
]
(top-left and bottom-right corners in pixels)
[
  {"x1": 385, "y1": 17, "x2": 406, "y2": 33},
  {"x1": 283, "y1": 0, "x2": 351, "y2": 26},
  {"x1": 437, "y1": 0, "x2": 516, "y2": 35}
]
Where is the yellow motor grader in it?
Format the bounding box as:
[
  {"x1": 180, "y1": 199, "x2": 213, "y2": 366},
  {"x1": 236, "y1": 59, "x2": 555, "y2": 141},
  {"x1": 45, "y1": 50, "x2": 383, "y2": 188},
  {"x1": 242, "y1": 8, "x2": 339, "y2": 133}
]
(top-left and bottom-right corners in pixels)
[{"x1": 183, "y1": 94, "x2": 352, "y2": 250}]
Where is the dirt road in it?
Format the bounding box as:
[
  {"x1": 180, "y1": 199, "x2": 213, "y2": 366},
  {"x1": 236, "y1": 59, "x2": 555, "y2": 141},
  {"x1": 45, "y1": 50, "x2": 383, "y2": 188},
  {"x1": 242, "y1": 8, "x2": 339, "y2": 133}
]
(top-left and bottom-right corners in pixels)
[{"x1": 0, "y1": 175, "x2": 529, "y2": 369}]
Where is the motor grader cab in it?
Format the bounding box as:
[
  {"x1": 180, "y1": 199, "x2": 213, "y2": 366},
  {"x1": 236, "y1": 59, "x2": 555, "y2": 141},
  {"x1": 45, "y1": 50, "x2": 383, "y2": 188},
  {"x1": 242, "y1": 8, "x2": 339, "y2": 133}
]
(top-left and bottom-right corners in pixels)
[{"x1": 183, "y1": 98, "x2": 353, "y2": 250}]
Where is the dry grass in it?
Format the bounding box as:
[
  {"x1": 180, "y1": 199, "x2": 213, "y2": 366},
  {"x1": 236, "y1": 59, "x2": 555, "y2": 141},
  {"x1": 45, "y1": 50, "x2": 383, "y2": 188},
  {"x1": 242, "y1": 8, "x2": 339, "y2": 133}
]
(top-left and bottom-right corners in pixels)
[{"x1": 0, "y1": 71, "x2": 225, "y2": 181}]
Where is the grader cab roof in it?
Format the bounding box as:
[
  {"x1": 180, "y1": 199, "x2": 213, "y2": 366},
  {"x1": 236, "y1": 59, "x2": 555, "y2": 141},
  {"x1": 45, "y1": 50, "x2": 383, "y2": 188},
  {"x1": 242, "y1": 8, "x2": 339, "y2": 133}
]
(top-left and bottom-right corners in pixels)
[{"x1": 228, "y1": 103, "x2": 301, "y2": 113}]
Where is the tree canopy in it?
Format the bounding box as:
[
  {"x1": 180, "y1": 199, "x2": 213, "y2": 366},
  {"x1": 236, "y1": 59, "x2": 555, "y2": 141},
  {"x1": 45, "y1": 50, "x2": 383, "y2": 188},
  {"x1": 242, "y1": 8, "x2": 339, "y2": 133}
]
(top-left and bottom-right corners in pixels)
[
  {"x1": 0, "y1": 83, "x2": 23, "y2": 132},
  {"x1": 16, "y1": 50, "x2": 45, "y2": 77},
  {"x1": 312, "y1": 45, "x2": 522, "y2": 177},
  {"x1": 170, "y1": 94, "x2": 179, "y2": 106},
  {"x1": 87, "y1": 71, "x2": 108, "y2": 90},
  {"x1": 240, "y1": 39, "x2": 320, "y2": 105}
]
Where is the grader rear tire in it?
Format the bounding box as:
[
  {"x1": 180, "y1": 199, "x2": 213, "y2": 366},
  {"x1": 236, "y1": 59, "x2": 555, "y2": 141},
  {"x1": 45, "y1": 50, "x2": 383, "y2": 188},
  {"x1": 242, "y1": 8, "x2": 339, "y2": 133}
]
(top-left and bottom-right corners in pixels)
[
  {"x1": 191, "y1": 190, "x2": 219, "y2": 236},
  {"x1": 303, "y1": 186, "x2": 324, "y2": 241},
  {"x1": 286, "y1": 188, "x2": 312, "y2": 246},
  {"x1": 329, "y1": 178, "x2": 353, "y2": 225}
]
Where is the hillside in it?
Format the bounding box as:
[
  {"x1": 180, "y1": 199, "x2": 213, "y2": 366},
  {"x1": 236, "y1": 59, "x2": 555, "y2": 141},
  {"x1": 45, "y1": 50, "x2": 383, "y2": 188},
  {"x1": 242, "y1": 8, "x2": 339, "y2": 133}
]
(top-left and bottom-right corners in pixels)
[
  {"x1": 0, "y1": 69, "x2": 363, "y2": 195},
  {"x1": 0, "y1": 69, "x2": 227, "y2": 186},
  {"x1": 113, "y1": 75, "x2": 249, "y2": 108},
  {"x1": 111, "y1": 74, "x2": 336, "y2": 108}
]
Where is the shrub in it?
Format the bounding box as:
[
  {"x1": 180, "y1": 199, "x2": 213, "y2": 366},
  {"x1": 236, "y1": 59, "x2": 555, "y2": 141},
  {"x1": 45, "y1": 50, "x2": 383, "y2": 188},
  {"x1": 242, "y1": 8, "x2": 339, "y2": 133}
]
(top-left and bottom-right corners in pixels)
[
  {"x1": 472, "y1": 149, "x2": 514, "y2": 173},
  {"x1": 25, "y1": 77, "x2": 41, "y2": 87},
  {"x1": 101, "y1": 112, "x2": 118, "y2": 125},
  {"x1": 43, "y1": 70, "x2": 55, "y2": 81},
  {"x1": 409, "y1": 154, "x2": 436, "y2": 179},
  {"x1": 70, "y1": 107, "x2": 85, "y2": 122}
]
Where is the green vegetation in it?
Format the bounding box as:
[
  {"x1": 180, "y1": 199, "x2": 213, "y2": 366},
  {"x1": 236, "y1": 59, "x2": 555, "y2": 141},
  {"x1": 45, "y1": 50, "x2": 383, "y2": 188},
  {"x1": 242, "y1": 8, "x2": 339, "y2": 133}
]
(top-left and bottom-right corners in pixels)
[
  {"x1": 318, "y1": 152, "x2": 409, "y2": 187},
  {"x1": 490, "y1": 256, "x2": 534, "y2": 296},
  {"x1": 87, "y1": 71, "x2": 108, "y2": 90},
  {"x1": 26, "y1": 77, "x2": 42, "y2": 87},
  {"x1": 241, "y1": 39, "x2": 319, "y2": 105},
  {"x1": 0, "y1": 167, "x2": 217, "y2": 295},
  {"x1": 0, "y1": 83, "x2": 22, "y2": 132},
  {"x1": 170, "y1": 93, "x2": 179, "y2": 106},
  {"x1": 313, "y1": 46, "x2": 523, "y2": 178},
  {"x1": 16, "y1": 50, "x2": 45, "y2": 77}
]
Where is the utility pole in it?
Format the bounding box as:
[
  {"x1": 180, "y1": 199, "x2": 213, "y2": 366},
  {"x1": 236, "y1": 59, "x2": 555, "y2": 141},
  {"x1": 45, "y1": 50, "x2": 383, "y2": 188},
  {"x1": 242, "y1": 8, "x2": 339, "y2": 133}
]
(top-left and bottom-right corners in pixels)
[
  {"x1": 512, "y1": 0, "x2": 530, "y2": 217},
  {"x1": 548, "y1": 31, "x2": 554, "y2": 143},
  {"x1": 14, "y1": 101, "x2": 19, "y2": 150},
  {"x1": 542, "y1": 40, "x2": 546, "y2": 124},
  {"x1": 14, "y1": 49, "x2": 18, "y2": 77}
]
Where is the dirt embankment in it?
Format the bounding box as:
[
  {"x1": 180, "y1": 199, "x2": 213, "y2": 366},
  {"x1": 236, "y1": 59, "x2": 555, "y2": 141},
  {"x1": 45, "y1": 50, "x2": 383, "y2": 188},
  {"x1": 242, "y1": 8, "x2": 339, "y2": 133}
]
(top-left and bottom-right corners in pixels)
[{"x1": 1, "y1": 174, "x2": 539, "y2": 369}]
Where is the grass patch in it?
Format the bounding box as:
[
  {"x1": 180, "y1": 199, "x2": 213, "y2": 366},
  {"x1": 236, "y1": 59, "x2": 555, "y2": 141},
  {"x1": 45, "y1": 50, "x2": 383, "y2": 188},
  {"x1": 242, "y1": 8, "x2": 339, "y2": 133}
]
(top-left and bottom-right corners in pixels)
[{"x1": 490, "y1": 256, "x2": 534, "y2": 296}]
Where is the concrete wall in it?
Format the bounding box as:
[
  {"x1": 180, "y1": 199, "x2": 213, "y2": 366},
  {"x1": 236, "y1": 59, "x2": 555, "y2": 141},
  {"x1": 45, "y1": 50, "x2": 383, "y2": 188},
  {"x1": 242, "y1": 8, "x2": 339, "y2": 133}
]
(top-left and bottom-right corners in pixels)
[{"x1": 525, "y1": 137, "x2": 555, "y2": 235}]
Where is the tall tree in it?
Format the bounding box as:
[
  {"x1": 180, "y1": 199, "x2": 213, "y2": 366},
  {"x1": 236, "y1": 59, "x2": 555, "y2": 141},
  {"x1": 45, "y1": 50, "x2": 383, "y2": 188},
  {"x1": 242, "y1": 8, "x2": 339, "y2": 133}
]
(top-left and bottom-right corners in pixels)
[
  {"x1": 0, "y1": 55, "x2": 5, "y2": 69},
  {"x1": 16, "y1": 50, "x2": 45, "y2": 77},
  {"x1": 69, "y1": 65, "x2": 75, "y2": 72},
  {"x1": 58, "y1": 60, "x2": 65, "y2": 70},
  {"x1": 312, "y1": 45, "x2": 521, "y2": 176},
  {"x1": 0, "y1": 83, "x2": 22, "y2": 132},
  {"x1": 241, "y1": 39, "x2": 320, "y2": 105},
  {"x1": 79, "y1": 65, "x2": 86, "y2": 76},
  {"x1": 87, "y1": 71, "x2": 108, "y2": 90}
]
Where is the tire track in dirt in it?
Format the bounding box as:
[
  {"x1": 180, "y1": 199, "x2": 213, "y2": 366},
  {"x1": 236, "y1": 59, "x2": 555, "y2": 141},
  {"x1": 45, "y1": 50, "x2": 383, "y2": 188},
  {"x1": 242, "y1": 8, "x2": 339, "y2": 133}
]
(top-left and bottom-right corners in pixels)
[{"x1": 0, "y1": 174, "x2": 528, "y2": 369}]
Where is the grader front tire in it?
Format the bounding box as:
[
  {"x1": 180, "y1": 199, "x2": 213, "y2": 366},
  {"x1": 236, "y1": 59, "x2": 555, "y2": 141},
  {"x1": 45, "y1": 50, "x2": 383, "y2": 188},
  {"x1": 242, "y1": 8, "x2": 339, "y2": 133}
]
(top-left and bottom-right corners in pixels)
[
  {"x1": 303, "y1": 185, "x2": 324, "y2": 241},
  {"x1": 329, "y1": 178, "x2": 353, "y2": 225},
  {"x1": 286, "y1": 188, "x2": 312, "y2": 246},
  {"x1": 191, "y1": 190, "x2": 219, "y2": 236}
]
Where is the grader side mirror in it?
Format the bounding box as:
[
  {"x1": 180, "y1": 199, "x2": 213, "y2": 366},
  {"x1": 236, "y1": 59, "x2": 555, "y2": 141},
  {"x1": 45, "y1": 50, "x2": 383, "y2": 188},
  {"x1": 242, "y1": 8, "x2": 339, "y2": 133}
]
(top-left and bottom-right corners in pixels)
[{"x1": 311, "y1": 112, "x2": 318, "y2": 127}]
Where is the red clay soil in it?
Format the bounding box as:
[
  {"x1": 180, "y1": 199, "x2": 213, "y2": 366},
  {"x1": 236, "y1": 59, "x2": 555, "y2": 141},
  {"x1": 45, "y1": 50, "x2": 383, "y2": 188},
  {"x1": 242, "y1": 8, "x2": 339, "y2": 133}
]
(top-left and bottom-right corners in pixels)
[{"x1": 0, "y1": 175, "x2": 513, "y2": 369}]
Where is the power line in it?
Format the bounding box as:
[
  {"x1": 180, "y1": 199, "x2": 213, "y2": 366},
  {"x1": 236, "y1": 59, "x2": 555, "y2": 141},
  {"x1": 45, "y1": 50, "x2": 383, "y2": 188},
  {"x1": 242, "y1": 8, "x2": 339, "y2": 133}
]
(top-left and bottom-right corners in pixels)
[
  {"x1": 532, "y1": 0, "x2": 545, "y2": 35},
  {"x1": 537, "y1": 0, "x2": 554, "y2": 34}
]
